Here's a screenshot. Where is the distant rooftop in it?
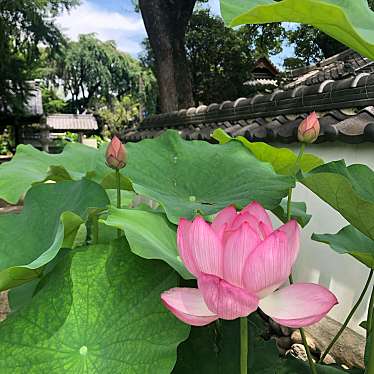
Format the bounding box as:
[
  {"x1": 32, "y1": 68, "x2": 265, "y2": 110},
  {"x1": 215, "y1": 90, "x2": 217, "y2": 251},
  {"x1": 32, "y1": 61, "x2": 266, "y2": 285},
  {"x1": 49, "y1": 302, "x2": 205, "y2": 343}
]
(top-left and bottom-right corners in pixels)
[{"x1": 47, "y1": 114, "x2": 98, "y2": 131}]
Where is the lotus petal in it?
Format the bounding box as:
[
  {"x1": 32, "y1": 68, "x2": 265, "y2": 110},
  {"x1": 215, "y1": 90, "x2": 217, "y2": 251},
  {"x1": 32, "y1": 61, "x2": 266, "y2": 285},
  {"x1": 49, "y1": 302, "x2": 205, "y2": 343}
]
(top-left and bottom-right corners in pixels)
[
  {"x1": 259, "y1": 283, "x2": 338, "y2": 328},
  {"x1": 198, "y1": 274, "x2": 259, "y2": 320},
  {"x1": 161, "y1": 287, "x2": 218, "y2": 326}
]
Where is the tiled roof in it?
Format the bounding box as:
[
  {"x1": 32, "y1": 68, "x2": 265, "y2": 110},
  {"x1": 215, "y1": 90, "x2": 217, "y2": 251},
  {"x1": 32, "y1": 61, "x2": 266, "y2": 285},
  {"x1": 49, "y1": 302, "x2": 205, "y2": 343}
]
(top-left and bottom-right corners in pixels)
[
  {"x1": 47, "y1": 114, "x2": 98, "y2": 131},
  {"x1": 125, "y1": 50, "x2": 374, "y2": 144},
  {"x1": 285, "y1": 49, "x2": 372, "y2": 88}
]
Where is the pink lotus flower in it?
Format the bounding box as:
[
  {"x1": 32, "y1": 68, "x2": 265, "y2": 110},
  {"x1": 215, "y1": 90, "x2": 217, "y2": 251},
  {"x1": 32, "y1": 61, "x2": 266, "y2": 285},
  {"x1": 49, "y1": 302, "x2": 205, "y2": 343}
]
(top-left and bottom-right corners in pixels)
[
  {"x1": 106, "y1": 136, "x2": 127, "y2": 169},
  {"x1": 298, "y1": 112, "x2": 320, "y2": 144},
  {"x1": 161, "y1": 202, "x2": 337, "y2": 327}
]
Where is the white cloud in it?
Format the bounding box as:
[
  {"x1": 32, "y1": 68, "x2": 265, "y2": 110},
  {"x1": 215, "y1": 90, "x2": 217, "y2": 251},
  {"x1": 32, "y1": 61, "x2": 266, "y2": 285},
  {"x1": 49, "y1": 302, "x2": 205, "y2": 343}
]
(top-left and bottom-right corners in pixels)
[{"x1": 56, "y1": 1, "x2": 146, "y2": 55}]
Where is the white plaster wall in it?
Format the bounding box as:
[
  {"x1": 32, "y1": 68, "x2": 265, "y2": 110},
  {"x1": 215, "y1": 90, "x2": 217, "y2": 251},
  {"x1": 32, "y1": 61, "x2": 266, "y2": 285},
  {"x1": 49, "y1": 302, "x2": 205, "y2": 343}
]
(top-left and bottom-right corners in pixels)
[{"x1": 275, "y1": 142, "x2": 374, "y2": 335}]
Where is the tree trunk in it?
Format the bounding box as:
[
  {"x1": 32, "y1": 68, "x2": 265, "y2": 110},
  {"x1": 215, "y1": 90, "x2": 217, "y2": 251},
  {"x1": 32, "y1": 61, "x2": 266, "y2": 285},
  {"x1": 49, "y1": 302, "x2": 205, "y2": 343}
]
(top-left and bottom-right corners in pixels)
[{"x1": 139, "y1": 0, "x2": 195, "y2": 113}]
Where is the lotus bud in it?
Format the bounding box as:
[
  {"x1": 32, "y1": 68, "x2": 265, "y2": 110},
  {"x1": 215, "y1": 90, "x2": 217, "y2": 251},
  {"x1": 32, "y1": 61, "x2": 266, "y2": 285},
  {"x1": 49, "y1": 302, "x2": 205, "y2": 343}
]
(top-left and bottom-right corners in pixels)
[
  {"x1": 297, "y1": 112, "x2": 320, "y2": 144},
  {"x1": 106, "y1": 136, "x2": 127, "y2": 169}
]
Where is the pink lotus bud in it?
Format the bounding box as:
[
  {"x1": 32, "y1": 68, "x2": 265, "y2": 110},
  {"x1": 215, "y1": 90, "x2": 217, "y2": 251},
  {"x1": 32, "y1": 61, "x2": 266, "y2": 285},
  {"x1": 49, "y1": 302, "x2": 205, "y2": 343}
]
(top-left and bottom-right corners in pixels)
[
  {"x1": 298, "y1": 112, "x2": 320, "y2": 144},
  {"x1": 106, "y1": 136, "x2": 127, "y2": 169}
]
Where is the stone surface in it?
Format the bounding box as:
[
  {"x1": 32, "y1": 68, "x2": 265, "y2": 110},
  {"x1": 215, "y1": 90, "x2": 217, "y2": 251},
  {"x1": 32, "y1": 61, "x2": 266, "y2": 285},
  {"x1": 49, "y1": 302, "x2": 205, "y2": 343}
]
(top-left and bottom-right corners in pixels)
[
  {"x1": 322, "y1": 354, "x2": 337, "y2": 365},
  {"x1": 288, "y1": 343, "x2": 308, "y2": 361},
  {"x1": 304, "y1": 316, "x2": 365, "y2": 369},
  {"x1": 291, "y1": 330, "x2": 318, "y2": 353}
]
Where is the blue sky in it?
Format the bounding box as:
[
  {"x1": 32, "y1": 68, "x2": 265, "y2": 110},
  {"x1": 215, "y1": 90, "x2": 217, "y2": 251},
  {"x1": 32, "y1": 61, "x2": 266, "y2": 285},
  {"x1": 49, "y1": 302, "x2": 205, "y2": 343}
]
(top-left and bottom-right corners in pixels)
[{"x1": 57, "y1": 0, "x2": 290, "y2": 67}]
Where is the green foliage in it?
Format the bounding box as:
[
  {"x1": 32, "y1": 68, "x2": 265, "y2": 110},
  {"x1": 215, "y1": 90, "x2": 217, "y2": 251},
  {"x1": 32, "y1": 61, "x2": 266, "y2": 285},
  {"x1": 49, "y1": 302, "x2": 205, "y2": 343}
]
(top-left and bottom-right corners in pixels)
[
  {"x1": 102, "y1": 207, "x2": 193, "y2": 279},
  {"x1": 41, "y1": 86, "x2": 68, "y2": 114},
  {"x1": 0, "y1": 142, "x2": 131, "y2": 203},
  {"x1": 0, "y1": 240, "x2": 189, "y2": 373},
  {"x1": 313, "y1": 225, "x2": 374, "y2": 268},
  {"x1": 212, "y1": 128, "x2": 323, "y2": 175},
  {"x1": 173, "y1": 315, "x2": 281, "y2": 373},
  {"x1": 53, "y1": 34, "x2": 156, "y2": 116},
  {"x1": 272, "y1": 200, "x2": 312, "y2": 228},
  {"x1": 0, "y1": 180, "x2": 109, "y2": 290},
  {"x1": 125, "y1": 130, "x2": 294, "y2": 223},
  {"x1": 0, "y1": 127, "x2": 13, "y2": 156},
  {"x1": 0, "y1": 0, "x2": 78, "y2": 114},
  {"x1": 98, "y1": 95, "x2": 139, "y2": 133},
  {"x1": 301, "y1": 161, "x2": 374, "y2": 242},
  {"x1": 185, "y1": 9, "x2": 285, "y2": 103},
  {"x1": 220, "y1": 0, "x2": 374, "y2": 60}
]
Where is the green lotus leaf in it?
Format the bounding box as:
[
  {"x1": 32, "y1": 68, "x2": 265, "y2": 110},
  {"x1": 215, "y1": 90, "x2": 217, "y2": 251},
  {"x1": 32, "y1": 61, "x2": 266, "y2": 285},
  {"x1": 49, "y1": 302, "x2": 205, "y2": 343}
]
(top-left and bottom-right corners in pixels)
[
  {"x1": 102, "y1": 206, "x2": 193, "y2": 279},
  {"x1": 301, "y1": 161, "x2": 374, "y2": 242},
  {"x1": 0, "y1": 143, "x2": 132, "y2": 204},
  {"x1": 220, "y1": 0, "x2": 374, "y2": 60},
  {"x1": 312, "y1": 225, "x2": 374, "y2": 268},
  {"x1": 125, "y1": 130, "x2": 294, "y2": 224},
  {"x1": 0, "y1": 180, "x2": 109, "y2": 290},
  {"x1": 272, "y1": 200, "x2": 312, "y2": 228},
  {"x1": 212, "y1": 128, "x2": 323, "y2": 175},
  {"x1": 0, "y1": 240, "x2": 190, "y2": 373}
]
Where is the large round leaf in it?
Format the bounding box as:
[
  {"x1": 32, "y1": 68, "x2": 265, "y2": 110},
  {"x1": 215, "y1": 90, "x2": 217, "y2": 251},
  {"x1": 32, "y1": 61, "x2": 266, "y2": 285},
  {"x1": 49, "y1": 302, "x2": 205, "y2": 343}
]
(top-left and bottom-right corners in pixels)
[
  {"x1": 125, "y1": 130, "x2": 293, "y2": 223},
  {"x1": 102, "y1": 207, "x2": 193, "y2": 279},
  {"x1": 220, "y1": 0, "x2": 374, "y2": 60},
  {"x1": 0, "y1": 143, "x2": 132, "y2": 204},
  {"x1": 301, "y1": 161, "x2": 374, "y2": 242},
  {"x1": 0, "y1": 179, "x2": 109, "y2": 290},
  {"x1": 0, "y1": 240, "x2": 190, "y2": 373}
]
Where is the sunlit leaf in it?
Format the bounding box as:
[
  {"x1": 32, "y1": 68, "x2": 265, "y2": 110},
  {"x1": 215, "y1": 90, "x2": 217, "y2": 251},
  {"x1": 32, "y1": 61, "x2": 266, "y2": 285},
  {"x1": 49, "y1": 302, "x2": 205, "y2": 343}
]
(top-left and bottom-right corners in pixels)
[
  {"x1": 0, "y1": 143, "x2": 132, "y2": 204},
  {"x1": 212, "y1": 128, "x2": 323, "y2": 175},
  {"x1": 0, "y1": 240, "x2": 190, "y2": 373},
  {"x1": 126, "y1": 130, "x2": 294, "y2": 224},
  {"x1": 301, "y1": 161, "x2": 374, "y2": 242},
  {"x1": 0, "y1": 180, "x2": 109, "y2": 290},
  {"x1": 220, "y1": 0, "x2": 374, "y2": 60},
  {"x1": 102, "y1": 207, "x2": 193, "y2": 279}
]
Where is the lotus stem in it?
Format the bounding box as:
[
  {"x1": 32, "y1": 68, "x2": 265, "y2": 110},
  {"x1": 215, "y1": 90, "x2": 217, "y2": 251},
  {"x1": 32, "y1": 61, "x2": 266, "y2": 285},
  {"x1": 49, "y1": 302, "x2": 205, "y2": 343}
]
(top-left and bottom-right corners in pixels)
[
  {"x1": 320, "y1": 269, "x2": 373, "y2": 363},
  {"x1": 288, "y1": 142, "x2": 317, "y2": 374},
  {"x1": 299, "y1": 328, "x2": 318, "y2": 374},
  {"x1": 286, "y1": 188, "x2": 293, "y2": 222},
  {"x1": 286, "y1": 142, "x2": 306, "y2": 222},
  {"x1": 116, "y1": 168, "x2": 122, "y2": 238},
  {"x1": 240, "y1": 317, "x2": 248, "y2": 374},
  {"x1": 295, "y1": 142, "x2": 306, "y2": 174},
  {"x1": 367, "y1": 283, "x2": 374, "y2": 337}
]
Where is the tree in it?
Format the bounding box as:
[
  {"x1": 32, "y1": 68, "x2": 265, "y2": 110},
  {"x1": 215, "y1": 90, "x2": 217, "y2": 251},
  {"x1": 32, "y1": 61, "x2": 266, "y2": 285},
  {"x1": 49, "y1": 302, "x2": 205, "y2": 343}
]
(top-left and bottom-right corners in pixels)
[
  {"x1": 98, "y1": 95, "x2": 139, "y2": 133},
  {"x1": 138, "y1": 0, "x2": 198, "y2": 113},
  {"x1": 141, "y1": 10, "x2": 286, "y2": 105},
  {"x1": 288, "y1": 0, "x2": 374, "y2": 63},
  {"x1": 0, "y1": 0, "x2": 78, "y2": 114},
  {"x1": 52, "y1": 34, "x2": 155, "y2": 114}
]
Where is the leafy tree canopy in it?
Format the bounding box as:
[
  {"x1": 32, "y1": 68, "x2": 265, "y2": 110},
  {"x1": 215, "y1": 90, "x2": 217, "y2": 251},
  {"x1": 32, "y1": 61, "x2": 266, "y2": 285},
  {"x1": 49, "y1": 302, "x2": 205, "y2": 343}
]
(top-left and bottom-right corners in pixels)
[
  {"x1": 52, "y1": 34, "x2": 156, "y2": 115},
  {"x1": 0, "y1": 0, "x2": 78, "y2": 114}
]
